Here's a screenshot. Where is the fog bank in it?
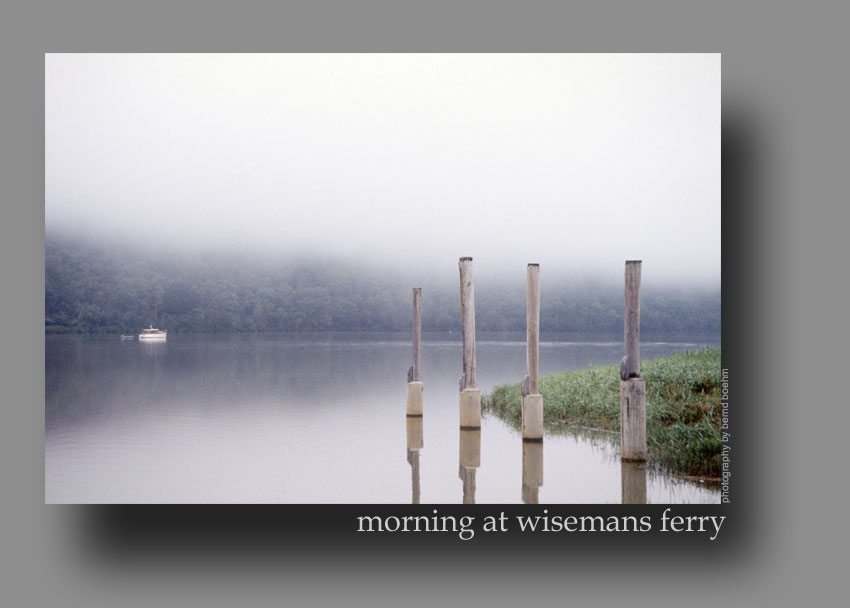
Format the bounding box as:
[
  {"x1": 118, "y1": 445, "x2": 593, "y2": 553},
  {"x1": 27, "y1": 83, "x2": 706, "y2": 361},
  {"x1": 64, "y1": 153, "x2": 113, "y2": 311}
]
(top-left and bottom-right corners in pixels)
[{"x1": 46, "y1": 54, "x2": 720, "y2": 284}]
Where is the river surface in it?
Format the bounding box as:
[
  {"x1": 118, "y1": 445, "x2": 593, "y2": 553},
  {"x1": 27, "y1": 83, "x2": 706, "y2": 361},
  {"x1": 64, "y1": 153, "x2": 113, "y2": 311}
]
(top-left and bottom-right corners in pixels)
[{"x1": 45, "y1": 332, "x2": 720, "y2": 504}]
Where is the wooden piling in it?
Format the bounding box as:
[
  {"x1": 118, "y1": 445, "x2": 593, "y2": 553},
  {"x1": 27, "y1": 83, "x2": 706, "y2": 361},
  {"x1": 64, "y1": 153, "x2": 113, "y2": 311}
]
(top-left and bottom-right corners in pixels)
[
  {"x1": 522, "y1": 394, "x2": 544, "y2": 441},
  {"x1": 410, "y1": 288, "x2": 422, "y2": 382},
  {"x1": 620, "y1": 260, "x2": 646, "y2": 461},
  {"x1": 458, "y1": 257, "x2": 476, "y2": 390},
  {"x1": 623, "y1": 260, "x2": 641, "y2": 379},
  {"x1": 406, "y1": 382, "x2": 424, "y2": 416},
  {"x1": 458, "y1": 257, "x2": 481, "y2": 428},
  {"x1": 522, "y1": 263, "x2": 543, "y2": 440},
  {"x1": 459, "y1": 428, "x2": 481, "y2": 469},
  {"x1": 526, "y1": 264, "x2": 540, "y2": 395},
  {"x1": 406, "y1": 287, "x2": 424, "y2": 415},
  {"x1": 620, "y1": 377, "x2": 647, "y2": 461}
]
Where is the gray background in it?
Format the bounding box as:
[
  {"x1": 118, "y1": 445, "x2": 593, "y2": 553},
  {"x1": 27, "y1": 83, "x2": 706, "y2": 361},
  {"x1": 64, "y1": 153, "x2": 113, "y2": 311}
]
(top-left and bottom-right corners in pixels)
[{"x1": 2, "y1": 0, "x2": 843, "y2": 605}]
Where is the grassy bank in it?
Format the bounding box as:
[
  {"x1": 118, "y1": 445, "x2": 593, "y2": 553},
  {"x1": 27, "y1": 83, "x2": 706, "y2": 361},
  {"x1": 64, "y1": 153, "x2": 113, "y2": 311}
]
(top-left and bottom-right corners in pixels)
[{"x1": 483, "y1": 347, "x2": 722, "y2": 479}]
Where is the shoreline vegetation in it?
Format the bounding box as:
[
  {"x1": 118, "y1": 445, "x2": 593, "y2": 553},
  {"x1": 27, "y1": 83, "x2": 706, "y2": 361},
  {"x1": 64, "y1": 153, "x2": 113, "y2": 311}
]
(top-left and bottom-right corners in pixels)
[{"x1": 483, "y1": 347, "x2": 722, "y2": 480}]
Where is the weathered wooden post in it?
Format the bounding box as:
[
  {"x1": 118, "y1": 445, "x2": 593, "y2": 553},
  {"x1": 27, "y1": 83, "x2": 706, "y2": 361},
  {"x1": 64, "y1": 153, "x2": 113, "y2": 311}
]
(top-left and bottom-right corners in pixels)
[
  {"x1": 521, "y1": 439, "x2": 544, "y2": 504},
  {"x1": 620, "y1": 260, "x2": 647, "y2": 461},
  {"x1": 623, "y1": 261, "x2": 641, "y2": 379},
  {"x1": 406, "y1": 287, "x2": 424, "y2": 416},
  {"x1": 621, "y1": 461, "x2": 647, "y2": 504},
  {"x1": 458, "y1": 257, "x2": 481, "y2": 429},
  {"x1": 406, "y1": 416, "x2": 423, "y2": 504},
  {"x1": 459, "y1": 428, "x2": 480, "y2": 504},
  {"x1": 522, "y1": 263, "x2": 544, "y2": 441}
]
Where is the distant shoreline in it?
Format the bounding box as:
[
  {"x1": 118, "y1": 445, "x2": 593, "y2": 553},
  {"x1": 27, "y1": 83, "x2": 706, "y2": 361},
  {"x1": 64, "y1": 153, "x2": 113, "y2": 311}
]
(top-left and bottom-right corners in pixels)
[{"x1": 45, "y1": 327, "x2": 721, "y2": 342}]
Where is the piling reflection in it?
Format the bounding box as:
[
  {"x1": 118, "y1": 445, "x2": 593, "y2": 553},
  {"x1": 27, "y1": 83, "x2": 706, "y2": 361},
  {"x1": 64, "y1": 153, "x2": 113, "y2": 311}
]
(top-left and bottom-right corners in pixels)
[
  {"x1": 406, "y1": 416, "x2": 423, "y2": 504},
  {"x1": 621, "y1": 460, "x2": 647, "y2": 504},
  {"x1": 521, "y1": 440, "x2": 544, "y2": 504},
  {"x1": 458, "y1": 428, "x2": 480, "y2": 504}
]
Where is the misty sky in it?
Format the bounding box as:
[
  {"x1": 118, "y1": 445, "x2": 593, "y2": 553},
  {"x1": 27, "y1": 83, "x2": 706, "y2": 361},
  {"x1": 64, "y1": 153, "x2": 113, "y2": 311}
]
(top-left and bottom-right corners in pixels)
[{"x1": 45, "y1": 54, "x2": 720, "y2": 283}]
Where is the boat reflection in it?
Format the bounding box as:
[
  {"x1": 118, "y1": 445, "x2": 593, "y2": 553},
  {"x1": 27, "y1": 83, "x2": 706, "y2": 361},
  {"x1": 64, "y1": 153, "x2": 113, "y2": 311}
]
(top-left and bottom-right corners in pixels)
[
  {"x1": 521, "y1": 440, "x2": 544, "y2": 504},
  {"x1": 621, "y1": 461, "x2": 647, "y2": 504},
  {"x1": 459, "y1": 428, "x2": 480, "y2": 504},
  {"x1": 406, "y1": 416, "x2": 423, "y2": 504},
  {"x1": 139, "y1": 340, "x2": 167, "y2": 359}
]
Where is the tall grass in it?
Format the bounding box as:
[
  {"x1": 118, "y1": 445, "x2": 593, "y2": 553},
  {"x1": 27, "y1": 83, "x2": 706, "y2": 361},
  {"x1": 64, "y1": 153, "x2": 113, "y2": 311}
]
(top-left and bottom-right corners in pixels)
[{"x1": 484, "y1": 347, "x2": 722, "y2": 478}]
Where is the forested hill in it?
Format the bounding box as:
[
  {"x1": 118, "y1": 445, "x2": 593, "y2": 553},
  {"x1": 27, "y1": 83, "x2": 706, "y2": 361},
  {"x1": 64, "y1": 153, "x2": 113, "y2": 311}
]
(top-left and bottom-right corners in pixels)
[{"x1": 45, "y1": 236, "x2": 720, "y2": 335}]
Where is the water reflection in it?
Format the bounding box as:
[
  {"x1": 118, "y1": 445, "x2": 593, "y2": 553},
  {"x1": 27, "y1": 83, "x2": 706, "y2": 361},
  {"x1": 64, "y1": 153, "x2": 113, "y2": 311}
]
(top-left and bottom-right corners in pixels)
[
  {"x1": 46, "y1": 333, "x2": 720, "y2": 503},
  {"x1": 459, "y1": 429, "x2": 480, "y2": 504},
  {"x1": 139, "y1": 340, "x2": 167, "y2": 359},
  {"x1": 522, "y1": 440, "x2": 544, "y2": 504},
  {"x1": 406, "y1": 416, "x2": 423, "y2": 504},
  {"x1": 621, "y1": 461, "x2": 647, "y2": 504}
]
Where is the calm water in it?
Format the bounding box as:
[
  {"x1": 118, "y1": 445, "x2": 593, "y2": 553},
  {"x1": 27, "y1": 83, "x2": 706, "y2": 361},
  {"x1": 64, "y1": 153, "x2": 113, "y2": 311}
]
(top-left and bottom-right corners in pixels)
[{"x1": 45, "y1": 332, "x2": 720, "y2": 503}]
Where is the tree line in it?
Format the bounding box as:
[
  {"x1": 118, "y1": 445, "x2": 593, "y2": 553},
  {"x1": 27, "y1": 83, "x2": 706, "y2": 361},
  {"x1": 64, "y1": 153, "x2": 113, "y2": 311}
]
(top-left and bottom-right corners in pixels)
[{"x1": 45, "y1": 235, "x2": 720, "y2": 335}]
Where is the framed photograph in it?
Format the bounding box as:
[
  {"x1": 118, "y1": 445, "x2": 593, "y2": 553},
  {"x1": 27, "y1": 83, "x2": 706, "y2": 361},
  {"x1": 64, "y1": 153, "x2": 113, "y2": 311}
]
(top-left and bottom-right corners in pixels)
[{"x1": 45, "y1": 53, "x2": 721, "y2": 506}]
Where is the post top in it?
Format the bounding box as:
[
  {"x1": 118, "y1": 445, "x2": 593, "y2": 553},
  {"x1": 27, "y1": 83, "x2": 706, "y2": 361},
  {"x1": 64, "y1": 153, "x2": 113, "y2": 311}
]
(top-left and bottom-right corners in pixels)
[
  {"x1": 459, "y1": 256, "x2": 473, "y2": 262},
  {"x1": 528, "y1": 263, "x2": 539, "y2": 267},
  {"x1": 626, "y1": 260, "x2": 642, "y2": 264}
]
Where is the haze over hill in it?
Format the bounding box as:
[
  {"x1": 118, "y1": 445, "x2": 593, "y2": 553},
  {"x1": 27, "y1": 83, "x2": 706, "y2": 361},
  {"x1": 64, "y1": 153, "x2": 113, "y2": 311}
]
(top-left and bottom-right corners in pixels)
[
  {"x1": 45, "y1": 232, "x2": 720, "y2": 334},
  {"x1": 46, "y1": 54, "x2": 720, "y2": 285}
]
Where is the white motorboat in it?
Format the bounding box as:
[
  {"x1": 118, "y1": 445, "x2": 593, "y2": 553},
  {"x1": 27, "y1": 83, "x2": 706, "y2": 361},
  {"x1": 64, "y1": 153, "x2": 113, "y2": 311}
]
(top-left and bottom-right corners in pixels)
[{"x1": 139, "y1": 325, "x2": 167, "y2": 340}]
